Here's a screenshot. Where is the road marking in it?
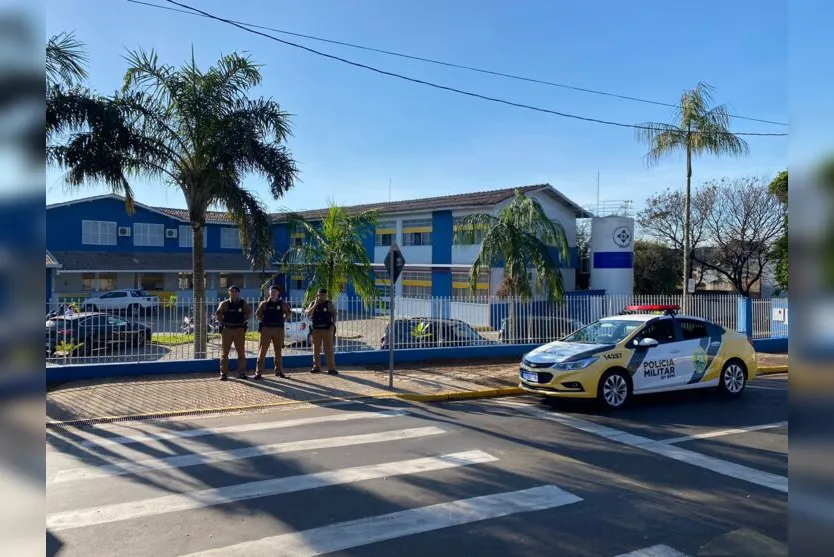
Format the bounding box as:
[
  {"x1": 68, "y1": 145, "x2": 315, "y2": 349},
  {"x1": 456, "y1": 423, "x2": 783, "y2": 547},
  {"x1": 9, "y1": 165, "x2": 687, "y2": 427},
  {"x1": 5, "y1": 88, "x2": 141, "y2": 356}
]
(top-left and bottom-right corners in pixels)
[
  {"x1": 496, "y1": 401, "x2": 788, "y2": 493},
  {"x1": 660, "y1": 421, "x2": 788, "y2": 445},
  {"x1": 748, "y1": 384, "x2": 789, "y2": 391},
  {"x1": 69, "y1": 410, "x2": 408, "y2": 449},
  {"x1": 614, "y1": 545, "x2": 690, "y2": 556},
  {"x1": 51, "y1": 426, "x2": 446, "y2": 484},
  {"x1": 181, "y1": 485, "x2": 583, "y2": 556},
  {"x1": 46, "y1": 450, "x2": 498, "y2": 532}
]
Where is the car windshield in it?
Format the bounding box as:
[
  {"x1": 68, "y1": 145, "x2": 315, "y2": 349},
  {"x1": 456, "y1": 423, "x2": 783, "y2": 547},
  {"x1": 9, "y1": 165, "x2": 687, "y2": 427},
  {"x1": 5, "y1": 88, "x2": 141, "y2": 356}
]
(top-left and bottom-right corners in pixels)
[
  {"x1": 562, "y1": 319, "x2": 642, "y2": 345},
  {"x1": 451, "y1": 323, "x2": 481, "y2": 341},
  {"x1": 288, "y1": 311, "x2": 305, "y2": 323}
]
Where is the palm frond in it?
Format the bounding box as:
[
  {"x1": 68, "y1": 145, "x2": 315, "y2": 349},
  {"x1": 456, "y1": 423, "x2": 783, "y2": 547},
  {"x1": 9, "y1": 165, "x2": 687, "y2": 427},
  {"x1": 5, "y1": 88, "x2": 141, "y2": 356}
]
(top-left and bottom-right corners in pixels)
[{"x1": 46, "y1": 31, "x2": 89, "y2": 87}]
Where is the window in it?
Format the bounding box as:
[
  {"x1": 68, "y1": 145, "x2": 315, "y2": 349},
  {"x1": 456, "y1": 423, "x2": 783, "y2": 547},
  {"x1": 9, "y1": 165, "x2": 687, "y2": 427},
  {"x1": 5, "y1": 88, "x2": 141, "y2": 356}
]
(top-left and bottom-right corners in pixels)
[
  {"x1": 100, "y1": 291, "x2": 127, "y2": 299},
  {"x1": 374, "y1": 269, "x2": 391, "y2": 298},
  {"x1": 452, "y1": 216, "x2": 485, "y2": 245},
  {"x1": 452, "y1": 271, "x2": 489, "y2": 299},
  {"x1": 81, "y1": 273, "x2": 117, "y2": 292},
  {"x1": 291, "y1": 234, "x2": 304, "y2": 248},
  {"x1": 679, "y1": 318, "x2": 709, "y2": 340},
  {"x1": 402, "y1": 271, "x2": 431, "y2": 298},
  {"x1": 140, "y1": 273, "x2": 165, "y2": 291},
  {"x1": 178, "y1": 226, "x2": 207, "y2": 248},
  {"x1": 220, "y1": 227, "x2": 241, "y2": 250},
  {"x1": 219, "y1": 273, "x2": 244, "y2": 289},
  {"x1": 375, "y1": 221, "x2": 396, "y2": 247},
  {"x1": 291, "y1": 276, "x2": 304, "y2": 290},
  {"x1": 178, "y1": 273, "x2": 193, "y2": 290},
  {"x1": 401, "y1": 218, "x2": 432, "y2": 246},
  {"x1": 634, "y1": 318, "x2": 677, "y2": 345},
  {"x1": 133, "y1": 223, "x2": 164, "y2": 247},
  {"x1": 81, "y1": 220, "x2": 117, "y2": 246}
]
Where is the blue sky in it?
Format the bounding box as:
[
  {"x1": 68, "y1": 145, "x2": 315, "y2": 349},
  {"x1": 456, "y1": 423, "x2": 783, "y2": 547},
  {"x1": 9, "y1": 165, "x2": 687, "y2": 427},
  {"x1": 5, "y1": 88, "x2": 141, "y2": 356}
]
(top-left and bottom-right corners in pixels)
[{"x1": 45, "y1": 0, "x2": 788, "y2": 214}]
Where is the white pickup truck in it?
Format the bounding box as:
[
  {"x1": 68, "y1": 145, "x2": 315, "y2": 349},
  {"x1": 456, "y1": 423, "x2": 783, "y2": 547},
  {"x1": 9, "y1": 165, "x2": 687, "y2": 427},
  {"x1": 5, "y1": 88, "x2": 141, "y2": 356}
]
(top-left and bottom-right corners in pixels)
[{"x1": 81, "y1": 289, "x2": 159, "y2": 315}]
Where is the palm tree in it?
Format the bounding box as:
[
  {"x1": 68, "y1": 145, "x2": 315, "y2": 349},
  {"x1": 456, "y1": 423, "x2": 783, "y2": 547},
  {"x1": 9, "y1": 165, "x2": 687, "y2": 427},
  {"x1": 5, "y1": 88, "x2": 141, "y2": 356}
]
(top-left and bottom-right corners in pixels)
[
  {"x1": 47, "y1": 31, "x2": 89, "y2": 87},
  {"x1": 51, "y1": 48, "x2": 299, "y2": 358},
  {"x1": 278, "y1": 202, "x2": 377, "y2": 307},
  {"x1": 454, "y1": 190, "x2": 570, "y2": 341},
  {"x1": 636, "y1": 82, "x2": 749, "y2": 310}
]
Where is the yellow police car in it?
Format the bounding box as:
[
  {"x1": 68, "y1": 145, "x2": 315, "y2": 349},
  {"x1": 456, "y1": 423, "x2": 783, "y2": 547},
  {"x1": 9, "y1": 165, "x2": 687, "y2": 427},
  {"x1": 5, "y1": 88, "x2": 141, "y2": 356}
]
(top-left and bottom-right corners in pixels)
[{"x1": 519, "y1": 304, "x2": 758, "y2": 409}]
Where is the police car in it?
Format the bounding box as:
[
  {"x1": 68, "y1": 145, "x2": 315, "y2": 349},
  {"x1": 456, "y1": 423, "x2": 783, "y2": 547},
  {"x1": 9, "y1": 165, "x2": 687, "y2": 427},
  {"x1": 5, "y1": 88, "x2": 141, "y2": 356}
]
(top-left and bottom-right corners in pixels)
[{"x1": 518, "y1": 304, "x2": 758, "y2": 409}]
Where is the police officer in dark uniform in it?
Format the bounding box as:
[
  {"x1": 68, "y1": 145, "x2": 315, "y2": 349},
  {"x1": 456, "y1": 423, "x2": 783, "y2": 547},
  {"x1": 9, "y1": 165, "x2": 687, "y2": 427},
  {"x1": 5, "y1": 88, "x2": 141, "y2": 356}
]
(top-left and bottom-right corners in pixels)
[
  {"x1": 215, "y1": 285, "x2": 252, "y2": 380},
  {"x1": 255, "y1": 284, "x2": 291, "y2": 380},
  {"x1": 305, "y1": 288, "x2": 338, "y2": 374}
]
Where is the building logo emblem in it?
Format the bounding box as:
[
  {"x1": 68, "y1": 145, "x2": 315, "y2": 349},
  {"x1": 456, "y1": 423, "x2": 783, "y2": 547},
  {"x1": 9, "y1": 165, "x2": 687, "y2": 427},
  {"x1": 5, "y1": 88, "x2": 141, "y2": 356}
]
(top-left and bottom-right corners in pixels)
[
  {"x1": 612, "y1": 226, "x2": 632, "y2": 248},
  {"x1": 692, "y1": 346, "x2": 708, "y2": 375}
]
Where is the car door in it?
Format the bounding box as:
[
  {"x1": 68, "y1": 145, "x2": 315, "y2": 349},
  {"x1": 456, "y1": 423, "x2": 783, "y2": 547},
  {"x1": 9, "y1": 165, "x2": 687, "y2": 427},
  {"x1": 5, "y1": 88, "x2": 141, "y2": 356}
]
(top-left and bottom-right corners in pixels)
[
  {"x1": 628, "y1": 317, "x2": 679, "y2": 393},
  {"x1": 674, "y1": 318, "x2": 720, "y2": 387},
  {"x1": 106, "y1": 316, "x2": 131, "y2": 347}
]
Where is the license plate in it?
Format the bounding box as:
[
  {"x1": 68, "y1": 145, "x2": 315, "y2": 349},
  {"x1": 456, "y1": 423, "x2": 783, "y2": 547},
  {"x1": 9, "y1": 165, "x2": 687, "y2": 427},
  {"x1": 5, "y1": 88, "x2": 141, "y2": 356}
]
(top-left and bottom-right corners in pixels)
[{"x1": 521, "y1": 371, "x2": 538, "y2": 383}]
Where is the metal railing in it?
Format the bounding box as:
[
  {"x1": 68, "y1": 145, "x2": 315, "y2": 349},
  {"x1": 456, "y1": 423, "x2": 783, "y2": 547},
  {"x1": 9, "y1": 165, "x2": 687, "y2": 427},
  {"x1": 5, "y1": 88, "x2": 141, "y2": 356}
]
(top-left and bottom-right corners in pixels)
[
  {"x1": 44, "y1": 293, "x2": 763, "y2": 367},
  {"x1": 752, "y1": 298, "x2": 789, "y2": 339}
]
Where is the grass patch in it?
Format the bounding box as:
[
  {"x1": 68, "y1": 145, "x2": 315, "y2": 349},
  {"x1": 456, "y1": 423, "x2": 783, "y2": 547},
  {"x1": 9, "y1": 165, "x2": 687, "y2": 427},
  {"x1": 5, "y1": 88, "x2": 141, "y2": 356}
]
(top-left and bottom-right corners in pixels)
[{"x1": 152, "y1": 331, "x2": 260, "y2": 346}]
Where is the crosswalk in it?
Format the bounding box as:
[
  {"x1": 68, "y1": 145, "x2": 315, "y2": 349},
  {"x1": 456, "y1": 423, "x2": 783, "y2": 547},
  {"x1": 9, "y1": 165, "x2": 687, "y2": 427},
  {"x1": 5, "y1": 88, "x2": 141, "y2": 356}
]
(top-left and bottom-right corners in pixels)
[
  {"x1": 47, "y1": 408, "x2": 590, "y2": 556},
  {"x1": 46, "y1": 405, "x2": 727, "y2": 556}
]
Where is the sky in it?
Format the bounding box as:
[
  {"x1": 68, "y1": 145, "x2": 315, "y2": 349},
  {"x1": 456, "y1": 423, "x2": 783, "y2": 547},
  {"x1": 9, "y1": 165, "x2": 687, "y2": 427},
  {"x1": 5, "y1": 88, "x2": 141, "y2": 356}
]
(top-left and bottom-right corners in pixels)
[{"x1": 45, "y1": 0, "x2": 790, "y2": 215}]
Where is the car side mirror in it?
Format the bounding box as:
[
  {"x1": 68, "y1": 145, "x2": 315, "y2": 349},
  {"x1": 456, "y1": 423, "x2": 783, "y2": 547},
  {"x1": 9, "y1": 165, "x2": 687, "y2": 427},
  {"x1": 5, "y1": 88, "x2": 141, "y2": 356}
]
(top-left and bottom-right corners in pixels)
[{"x1": 636, "y1": 337, "x2": 659, "y2": 348}]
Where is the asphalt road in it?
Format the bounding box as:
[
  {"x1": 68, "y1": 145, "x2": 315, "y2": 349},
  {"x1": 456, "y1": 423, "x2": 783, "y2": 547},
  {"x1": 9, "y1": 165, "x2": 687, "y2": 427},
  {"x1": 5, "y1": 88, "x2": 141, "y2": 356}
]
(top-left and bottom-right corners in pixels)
[{"x1": 46, "y1": 374, "x2": 788, "y2": 557}]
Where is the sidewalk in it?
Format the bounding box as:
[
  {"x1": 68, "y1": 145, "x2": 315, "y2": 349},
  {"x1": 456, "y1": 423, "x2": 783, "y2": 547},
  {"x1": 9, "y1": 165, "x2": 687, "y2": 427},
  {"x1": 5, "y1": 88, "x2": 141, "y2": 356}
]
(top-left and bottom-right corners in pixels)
[{"x1": 46, "y1": 353, "x2": 788, "y2": 425}]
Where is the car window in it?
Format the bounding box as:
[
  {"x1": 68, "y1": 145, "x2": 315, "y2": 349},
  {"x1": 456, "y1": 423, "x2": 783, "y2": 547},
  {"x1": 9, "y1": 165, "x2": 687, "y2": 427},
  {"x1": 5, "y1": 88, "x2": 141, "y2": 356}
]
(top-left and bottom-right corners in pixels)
[
  {"x1": 635, "y1": 318, "x2": 676, "y2": 344},
  {"x1": 563, "y1": 319, "x2": 641, "y2": 345},
  {"x1": 107, "y1": 317, "x2": 128, "y2": 327},
  {"x1": 451, "y1": 322, "x2": 480, "y2": 341},
  {"x1": 679, "y1": 318, "x2": 709, "y2": 340},
  {"x1": 81, "y1": 316, "x2": 107, "y2": 328},
  {"x1": 287, "y1": 311, "x2": 304, "y2": 323}
]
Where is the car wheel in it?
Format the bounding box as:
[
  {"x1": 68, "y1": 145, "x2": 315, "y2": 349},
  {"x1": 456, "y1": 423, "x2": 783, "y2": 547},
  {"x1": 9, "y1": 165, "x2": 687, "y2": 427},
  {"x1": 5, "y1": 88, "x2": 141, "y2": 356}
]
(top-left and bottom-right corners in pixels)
[
  {"x1": 719, "y1": 360, "x2": 747, "y2": 398},
  {"x1": 597, "y1": 369, "x2": 632, "y2": 410},
  {"x1": 307, "y1": 333, "x2": 312, "y2": 345}
]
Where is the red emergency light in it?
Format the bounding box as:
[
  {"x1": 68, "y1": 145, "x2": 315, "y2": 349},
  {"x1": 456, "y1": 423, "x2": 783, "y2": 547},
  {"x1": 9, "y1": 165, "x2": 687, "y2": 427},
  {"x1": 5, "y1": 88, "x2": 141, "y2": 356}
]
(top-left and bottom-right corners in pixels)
[{"x1": 621, "y1": 304, "x2": 680, "y2": 315}]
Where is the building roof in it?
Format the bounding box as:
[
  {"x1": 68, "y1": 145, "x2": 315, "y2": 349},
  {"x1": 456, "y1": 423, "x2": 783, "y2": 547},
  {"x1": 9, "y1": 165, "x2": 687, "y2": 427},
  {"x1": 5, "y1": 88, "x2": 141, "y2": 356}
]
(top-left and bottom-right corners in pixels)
[
  {"x1": 48, "y1": 184, "x2": 592, "y2": 225},
  {"x1": 46, "y1": 250, "x2": 62, "y2": 268},
  {"x1": 50, "y1": 251, "x2": 279, "y2": 273},
  {"x1": 273, "y1": 184, "x2": 593, "y2": 221}
]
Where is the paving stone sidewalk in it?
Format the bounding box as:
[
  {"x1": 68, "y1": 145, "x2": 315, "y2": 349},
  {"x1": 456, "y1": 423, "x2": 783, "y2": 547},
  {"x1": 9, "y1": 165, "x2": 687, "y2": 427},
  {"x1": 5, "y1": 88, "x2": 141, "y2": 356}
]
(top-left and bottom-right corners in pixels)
[{"x1": 45, "y1": 353, "x2": 788, "y2": 423}]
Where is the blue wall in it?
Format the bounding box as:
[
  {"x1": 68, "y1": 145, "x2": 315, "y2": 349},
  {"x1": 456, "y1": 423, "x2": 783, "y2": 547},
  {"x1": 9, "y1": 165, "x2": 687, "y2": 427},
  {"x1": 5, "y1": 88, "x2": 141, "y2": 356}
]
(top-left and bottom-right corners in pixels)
[
  {"x1": 46, "y1": 269, "x2": 53, "y2": 303},
  {"x1": 432, "y1": 210, "x2": 453, "y2": 265},
  {"x1": 46, "y1": 198, "x2": 240, "y2": 253}
]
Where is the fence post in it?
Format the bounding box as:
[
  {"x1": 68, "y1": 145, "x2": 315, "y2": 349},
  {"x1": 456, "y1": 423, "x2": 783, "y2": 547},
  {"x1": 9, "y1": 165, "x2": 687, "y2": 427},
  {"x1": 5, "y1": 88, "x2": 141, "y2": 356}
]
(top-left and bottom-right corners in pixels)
[{"x1": 736, "y1": 296, "x2": 753, "y2": 338}]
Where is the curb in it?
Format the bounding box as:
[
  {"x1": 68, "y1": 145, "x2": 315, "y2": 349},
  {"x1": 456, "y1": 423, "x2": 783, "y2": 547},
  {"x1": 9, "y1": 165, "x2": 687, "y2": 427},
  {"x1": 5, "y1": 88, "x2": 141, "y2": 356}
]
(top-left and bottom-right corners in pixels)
[
  {"x1": 45, "y1": 392, "x2": 397, "y2": 429},
  {"x1": 397, "y1": 387, "x2": 524, "y2": 403},
  {"x1": 758, "y1": 365, "x2": 788, "y2": 375}
]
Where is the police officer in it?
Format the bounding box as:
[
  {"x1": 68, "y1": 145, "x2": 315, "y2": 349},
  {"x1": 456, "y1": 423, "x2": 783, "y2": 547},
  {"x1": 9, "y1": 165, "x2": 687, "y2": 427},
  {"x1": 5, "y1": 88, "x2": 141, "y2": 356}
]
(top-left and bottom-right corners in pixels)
[
  {"x1": 215, "y1": 285, "x2": 252, "y2": 380},
  {"x1": 255, "y1": 284, "x2": 291, "y2": 379},
  {"x1": 305, "y1": 288, "x2": 338, "y2": 374}
]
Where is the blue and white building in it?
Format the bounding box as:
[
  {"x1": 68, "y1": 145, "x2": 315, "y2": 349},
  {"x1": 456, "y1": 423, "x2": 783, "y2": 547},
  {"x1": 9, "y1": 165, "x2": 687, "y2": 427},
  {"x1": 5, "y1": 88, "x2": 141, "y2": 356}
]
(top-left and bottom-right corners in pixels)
[{"x1": 46, "y1": 185, "x2": 635, "y2": 317}]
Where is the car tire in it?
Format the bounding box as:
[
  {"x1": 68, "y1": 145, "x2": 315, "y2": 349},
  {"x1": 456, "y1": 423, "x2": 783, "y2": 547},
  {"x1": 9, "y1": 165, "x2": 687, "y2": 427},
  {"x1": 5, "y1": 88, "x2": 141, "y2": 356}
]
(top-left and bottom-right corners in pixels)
[
  {"x1": 597, "y1": 368, "x2": 632, "y2": 410},
  {"x1": 718, "y1": 359, "x2": 747, "y2": 398}
]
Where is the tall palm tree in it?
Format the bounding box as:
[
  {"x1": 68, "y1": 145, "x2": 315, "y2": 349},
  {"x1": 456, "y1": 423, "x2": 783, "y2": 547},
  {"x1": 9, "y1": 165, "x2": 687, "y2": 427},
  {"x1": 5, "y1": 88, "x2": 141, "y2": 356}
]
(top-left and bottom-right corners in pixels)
[
  {"x1": 454, "y1": 190, "x2": 570, "y2": 340},
  {"x1": 636, "y1": 82, "x2": 749, "y2": 310},
  {"x1": 278, "y1": 202, "x2": 377, "y2": 307},
  {"x1": 51, "y1": 48, "x2": 298, "y2": 358},
  {"x1": 46, "y1": 31, "x2": 89, "y2": 87}
]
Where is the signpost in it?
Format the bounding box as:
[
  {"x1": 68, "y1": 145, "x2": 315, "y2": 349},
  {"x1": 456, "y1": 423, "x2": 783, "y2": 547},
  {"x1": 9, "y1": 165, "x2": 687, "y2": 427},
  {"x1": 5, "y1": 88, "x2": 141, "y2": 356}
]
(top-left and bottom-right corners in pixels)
[{"x1": 384, "y1": 241, "x2": 406, "y2": 388}]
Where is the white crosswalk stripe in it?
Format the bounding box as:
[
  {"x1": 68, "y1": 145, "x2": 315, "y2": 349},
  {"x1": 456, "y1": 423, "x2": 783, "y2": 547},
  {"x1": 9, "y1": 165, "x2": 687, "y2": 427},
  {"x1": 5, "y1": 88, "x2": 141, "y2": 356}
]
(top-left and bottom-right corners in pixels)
[
  {"x1": 181, "y1": 485, "x2": 583, "y2": 557},
  {"x1": 614, "y1": 545, "x2": 691, "y2": 557},
  {"x1": 51, "y1": 426, "x2": 446, "y2": 483}
]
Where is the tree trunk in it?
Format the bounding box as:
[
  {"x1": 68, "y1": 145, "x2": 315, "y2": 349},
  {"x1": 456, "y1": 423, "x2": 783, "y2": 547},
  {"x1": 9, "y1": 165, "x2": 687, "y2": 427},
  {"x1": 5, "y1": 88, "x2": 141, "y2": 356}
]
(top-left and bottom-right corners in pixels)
[
  {"x1": 682, "y1": 138, "x2": 692, "y2": 314},
  {"x1": 192, "y1": 220, "x2": 207, "y2": 359}
]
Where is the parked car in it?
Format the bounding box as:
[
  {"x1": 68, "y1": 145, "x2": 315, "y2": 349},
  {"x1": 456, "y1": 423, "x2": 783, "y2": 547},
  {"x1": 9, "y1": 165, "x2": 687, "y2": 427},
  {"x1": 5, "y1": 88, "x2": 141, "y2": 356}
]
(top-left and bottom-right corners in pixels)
[
  {"x1": 285, "y1": 308, "x2": 314, "y2": 345},
  {"x1": 498, "y1": 315, "x2": 584, "y2": 344},
  {"x1": 46, "y1": 312, "x2": 153, "y2": 357},
  {"x1": 81, "y1": 289, "x2": 159, "y2": 315},
  {"x1": 381, "y1": 317, "x2": 494, "y2": 350},
  {"x1": 518, "y1": 304, "x2": 758, "y2": 410}
]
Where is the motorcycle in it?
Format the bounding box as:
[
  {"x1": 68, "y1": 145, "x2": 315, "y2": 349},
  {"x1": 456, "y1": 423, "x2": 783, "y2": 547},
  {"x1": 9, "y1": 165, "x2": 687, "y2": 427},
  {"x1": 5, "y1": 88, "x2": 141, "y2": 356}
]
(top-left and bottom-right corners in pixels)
[{"x1": 182, "y1": 312, "x2": 221, "y2": 335}]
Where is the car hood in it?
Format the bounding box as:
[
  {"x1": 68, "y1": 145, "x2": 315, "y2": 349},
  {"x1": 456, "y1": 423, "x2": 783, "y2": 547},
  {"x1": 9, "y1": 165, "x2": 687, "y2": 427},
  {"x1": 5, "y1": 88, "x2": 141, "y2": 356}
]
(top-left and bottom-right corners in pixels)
[{"x1": 524, "y1": 341, "x2": 614, "y2": 364}]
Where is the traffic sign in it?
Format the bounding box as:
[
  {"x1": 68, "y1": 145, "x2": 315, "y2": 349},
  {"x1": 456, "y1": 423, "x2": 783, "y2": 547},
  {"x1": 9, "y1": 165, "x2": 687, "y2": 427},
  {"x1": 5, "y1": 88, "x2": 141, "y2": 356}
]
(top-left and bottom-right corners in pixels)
[{"x1": 384, "y1": 242, "x2": 406, "y2": 284}]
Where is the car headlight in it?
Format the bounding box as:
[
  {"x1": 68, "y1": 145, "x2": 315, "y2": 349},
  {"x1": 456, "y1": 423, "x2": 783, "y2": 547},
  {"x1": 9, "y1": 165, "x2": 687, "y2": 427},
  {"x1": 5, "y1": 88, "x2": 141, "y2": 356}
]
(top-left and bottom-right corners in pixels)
[{"x1": 552, "y1": 357, "x2": 598, "y2": 371}]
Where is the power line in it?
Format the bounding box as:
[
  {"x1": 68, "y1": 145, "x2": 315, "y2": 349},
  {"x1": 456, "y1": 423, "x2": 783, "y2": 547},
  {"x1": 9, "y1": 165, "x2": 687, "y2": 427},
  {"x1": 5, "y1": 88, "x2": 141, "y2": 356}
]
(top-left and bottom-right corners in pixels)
[
  {"x1": 128, "y1": 0, "x2": 787, "y2": 128},
  {"x1": 139, "y1": 0, "x2": 788, "y2": 137}
]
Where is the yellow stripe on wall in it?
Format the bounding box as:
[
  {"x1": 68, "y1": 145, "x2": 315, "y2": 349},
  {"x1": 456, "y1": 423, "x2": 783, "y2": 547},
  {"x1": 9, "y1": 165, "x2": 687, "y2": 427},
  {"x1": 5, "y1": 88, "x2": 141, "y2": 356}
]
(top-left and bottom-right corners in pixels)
[
  {"x1": 375, "y1": 228, "x2": 395, "y2": 235},
  {"x1": 375, "y1": 279, "x2": 391, "y2": 285},
  {"x1": 402, "y1": 279, "x2": 432, "y2": 287},
  {"x1": 452, "y1": 282, "x2": 488, "y2": 290},
  {"x1": 402, "y1": 226, "x2": 432, "y2": 233},
  {"x1": 291, "y1": 275, "x2": 304, "y2": 281},
  {"x1": 290, "y1": 233, "x2": 304, "y2": 239}
]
